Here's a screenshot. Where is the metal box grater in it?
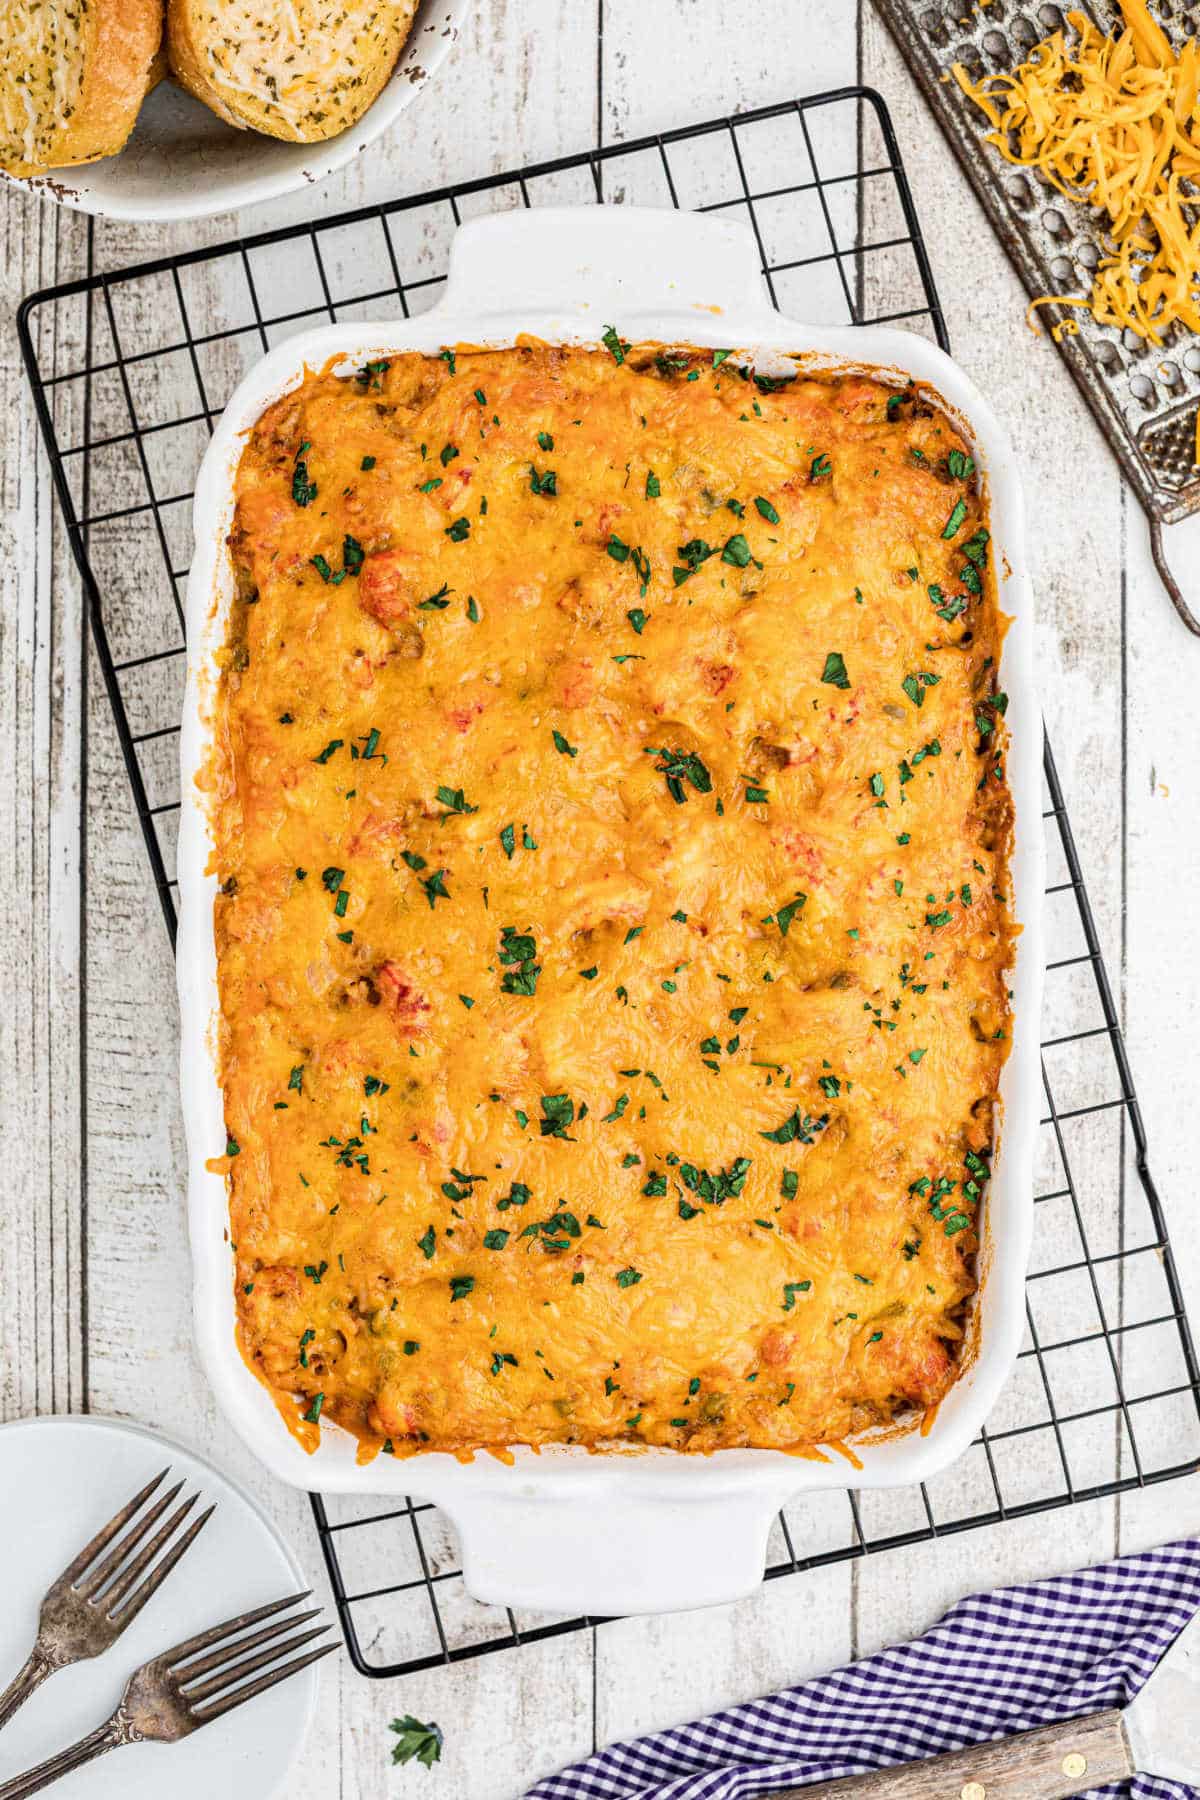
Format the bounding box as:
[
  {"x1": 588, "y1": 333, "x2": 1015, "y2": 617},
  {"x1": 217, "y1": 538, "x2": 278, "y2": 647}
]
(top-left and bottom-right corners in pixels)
[{"x1": 875, "y1": 0, "x2": 1200, "y2": 633}]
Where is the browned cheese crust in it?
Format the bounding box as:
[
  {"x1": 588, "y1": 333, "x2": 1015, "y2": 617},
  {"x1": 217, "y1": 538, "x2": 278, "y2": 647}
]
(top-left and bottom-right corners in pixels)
[{"x1": 213, "y1": 342, "x2": 1014, "y2": 1459}]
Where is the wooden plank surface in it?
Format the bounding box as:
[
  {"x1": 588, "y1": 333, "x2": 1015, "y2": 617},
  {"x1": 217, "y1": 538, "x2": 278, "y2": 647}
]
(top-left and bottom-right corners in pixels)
[{"x1": 2, "y1": 3, "x2": 1199, "y2": 1795}]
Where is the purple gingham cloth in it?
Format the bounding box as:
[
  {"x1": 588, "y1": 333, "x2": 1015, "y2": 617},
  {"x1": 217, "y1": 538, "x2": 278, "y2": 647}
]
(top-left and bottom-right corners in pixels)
[{"x1": 527, "y1": 1539, "x2": 1200, "y2": 1800}]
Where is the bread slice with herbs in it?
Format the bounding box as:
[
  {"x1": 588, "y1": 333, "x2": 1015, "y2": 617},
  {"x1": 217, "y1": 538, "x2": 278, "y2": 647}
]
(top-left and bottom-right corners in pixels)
[
  {"x1": 1, "y1": 1, "x2": 163, "y2": 179},
  {"x1": 168, "y1": 0, "x2": 418, "y2": 143}
]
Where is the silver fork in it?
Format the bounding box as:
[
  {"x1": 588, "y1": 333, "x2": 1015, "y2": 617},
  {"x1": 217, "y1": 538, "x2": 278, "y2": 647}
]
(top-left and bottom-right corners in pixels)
[
  {"x1": 0, "y1": 1468, "x2": 212, "y2": 1733},
  {"x1": 0, "y1": 1593, "x2": 336, "y2": 1799}
]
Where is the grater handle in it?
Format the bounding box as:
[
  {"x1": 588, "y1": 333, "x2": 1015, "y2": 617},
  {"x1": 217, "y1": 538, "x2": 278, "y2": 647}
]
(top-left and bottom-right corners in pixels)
[{"x1": 1149, "y1": 518, "x2": 1200, "y2": 637}]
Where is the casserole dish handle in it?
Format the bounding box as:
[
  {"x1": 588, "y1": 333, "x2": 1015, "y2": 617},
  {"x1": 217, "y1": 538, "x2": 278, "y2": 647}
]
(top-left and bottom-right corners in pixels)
[
  {"x1": 447, "y1": 1486, "x2": 781, "y2": 1615},
  {"x1": 440, "y1": 204, "x2": 779, "y2": 325}
]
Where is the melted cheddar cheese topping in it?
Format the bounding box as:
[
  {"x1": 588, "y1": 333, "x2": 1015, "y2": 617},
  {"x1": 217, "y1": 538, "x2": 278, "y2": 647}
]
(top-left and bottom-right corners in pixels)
[{"x1": 215, "y1": 342, "x2": 1012, "y2": 1458}]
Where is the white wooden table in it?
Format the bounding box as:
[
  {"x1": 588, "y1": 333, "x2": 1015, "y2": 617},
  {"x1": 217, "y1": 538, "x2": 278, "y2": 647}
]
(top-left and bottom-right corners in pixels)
[{"x1": 3, "y1": 4, "x2": 1200, "y2": 1794}]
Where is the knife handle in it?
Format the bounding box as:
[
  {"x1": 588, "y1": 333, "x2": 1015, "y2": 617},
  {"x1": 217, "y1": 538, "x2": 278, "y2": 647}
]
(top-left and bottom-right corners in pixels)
[{"x1": 765, "y1": 1710, "x2": 1133, "y2": 1800}]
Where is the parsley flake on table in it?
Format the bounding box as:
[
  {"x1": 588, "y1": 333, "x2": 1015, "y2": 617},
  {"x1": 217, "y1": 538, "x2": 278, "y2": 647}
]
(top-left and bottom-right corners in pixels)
[{"x1": 389, "y1": 1716, "x2": 443, "y2": 1770}]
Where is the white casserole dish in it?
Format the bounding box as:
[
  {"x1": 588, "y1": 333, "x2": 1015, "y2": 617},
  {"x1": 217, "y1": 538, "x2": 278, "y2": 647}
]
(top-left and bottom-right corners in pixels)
[{"x1": 178, "y1": 205, "x2": 1044, "y2": 1618}]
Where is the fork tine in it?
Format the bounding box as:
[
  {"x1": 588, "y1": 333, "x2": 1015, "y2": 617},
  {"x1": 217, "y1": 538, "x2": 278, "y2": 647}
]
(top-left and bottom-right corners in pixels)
[
  {"x1": 170, "y1": 1608, "x2": 323, "y2": 1680},
  {"x1": 164, "y1": 1591, "x2": 313, "y2": 1668},
  {"x1": 57, "y1": 1467, "x2": 170, "y2": 1586},
  {"x1": 75, "y1": 1480, "x2": 185, "y2": 1600},
  {"x1": 181, "y1": 1625, "x2": 332, "y2": 1703},
  {"x1": 190, "y1": 1641, "x2": 339, "y2": 1722},
  {"x1": 105, "y1": 1500, "x2": 213, "y2": 1621}
]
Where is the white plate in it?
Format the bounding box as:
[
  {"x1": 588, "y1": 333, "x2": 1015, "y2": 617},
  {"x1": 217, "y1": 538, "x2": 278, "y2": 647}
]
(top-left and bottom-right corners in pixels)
[
  {"x1": 0, "y1": 0, "x2": 472, "y2": 222},
  {"x1": 0, "y1": 1416, "x2": 322, "y2": 1799}
]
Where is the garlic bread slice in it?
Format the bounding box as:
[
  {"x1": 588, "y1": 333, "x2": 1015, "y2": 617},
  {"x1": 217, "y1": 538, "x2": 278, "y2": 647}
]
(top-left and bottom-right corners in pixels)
[
  {"x1": 168, "y1": 0, "x2": 419, "y2": 144},
  {"x1": 1, "y1": 0, "x2": 163, "y2": 180}
]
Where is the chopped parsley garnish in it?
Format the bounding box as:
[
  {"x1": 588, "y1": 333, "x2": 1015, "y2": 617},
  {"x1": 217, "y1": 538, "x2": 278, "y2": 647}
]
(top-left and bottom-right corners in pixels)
[
  {"x1": 648, "y1": 746, "x2": 712, "y2": 804},
  {"x1": 615, "y1": 1267, "x2": 643, "y2": 1288},
  {"x1": 821, "y1": 651, "x2": 850, "y2": 689},
  {"x1": 449, "y1": 1275, "x2": 475, "y2": 1302},
  {"x1": 420, "y1": 869, "x2": 450, "y2": 907},
  {"x1": 754, "y1": 496, "x2": 780, "y2": 523},
  {"x1": 942, "y1": 497, "x2": 968, "y2": 539},
  {"x1": 530, "y1": 465, "x2": 558, "y2": 496},
  {"x1": 552, "y1": 729, "x2": 578, "y2": 758},
  {"x1": 601, "y1": 324, "x2": 626, "y2": 364},
  {"x1": 782, "y1": 1281, "x2": 812, "y2": 1309},
  {"x1": 672, "y1": 537, "x2": 714, "y2": 585},
  {"x1": 901, "y1": 671, "x2": 941, "y2": 708},
  {"x1": 763, "y1": 892, "x2": 807, "y2": 937},
  {"x1": 437, "y1": 784, "x2": 478, "y2": 815},
  {"x1": 760, "y1": 1107, "x2": 828, "y2": 1145},
  {"x1": 499, "y1": 925, "x2": 540, "y2": 996},
  {"x1": 291, "y1": 444, "x2": 317, "y2": 507},
  {"x1": 539, "y1": 1094, "x2": 576, "y2": 1139}
]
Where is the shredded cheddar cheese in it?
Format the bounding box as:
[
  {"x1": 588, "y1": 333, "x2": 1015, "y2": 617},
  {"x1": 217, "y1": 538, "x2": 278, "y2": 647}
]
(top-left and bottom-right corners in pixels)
[
  {"x1": 953, "y1": 0, "x2": 1200, "y2": 346},
  {"x1": 215, "y1": 343, "x2": 1013, "y2": 1458}
]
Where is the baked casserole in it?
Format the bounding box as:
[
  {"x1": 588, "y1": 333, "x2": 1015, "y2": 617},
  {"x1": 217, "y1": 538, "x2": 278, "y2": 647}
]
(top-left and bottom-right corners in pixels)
[{"x1": 213, "y1": 340, "x2": 1013, "y2": 1458}]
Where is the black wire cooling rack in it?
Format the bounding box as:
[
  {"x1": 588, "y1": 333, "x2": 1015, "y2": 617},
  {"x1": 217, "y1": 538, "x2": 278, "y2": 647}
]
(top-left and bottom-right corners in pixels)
[{"x1": 18, "y1": 87, "x2": 1200, "y2": 1682}]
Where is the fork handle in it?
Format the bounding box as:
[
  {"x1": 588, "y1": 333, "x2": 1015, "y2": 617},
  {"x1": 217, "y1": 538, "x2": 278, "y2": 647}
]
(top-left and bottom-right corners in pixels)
[
  {"x1": 0, "y1": 1652, "x2": 55, "y2": 1737},
  {"x1": 0, "y1": 1714, "x2": 130, "y2": 1800}
]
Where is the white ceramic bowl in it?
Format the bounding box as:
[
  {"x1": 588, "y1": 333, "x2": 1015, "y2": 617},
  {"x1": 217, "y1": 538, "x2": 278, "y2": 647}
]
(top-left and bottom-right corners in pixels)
[{"x1": 0, "y1": 0, "x2": 472, "y2": 222}]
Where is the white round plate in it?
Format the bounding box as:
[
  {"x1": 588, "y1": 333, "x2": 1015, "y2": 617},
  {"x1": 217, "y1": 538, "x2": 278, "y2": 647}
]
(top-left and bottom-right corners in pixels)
[
  {"x1": 0, "y1": 0, "x2": 472, "y2": 222},
  {"x1": 0, "y1": 1415, "x2": 323, "y2": 1799}
]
